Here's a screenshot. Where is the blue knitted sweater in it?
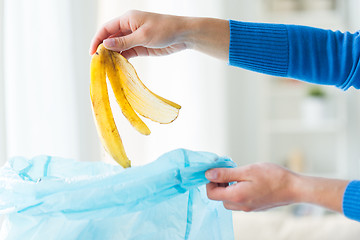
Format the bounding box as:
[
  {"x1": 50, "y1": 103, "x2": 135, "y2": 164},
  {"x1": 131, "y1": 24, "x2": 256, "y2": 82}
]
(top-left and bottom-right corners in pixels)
[{"x1": 228, "y1": 20, "x2": 360, "y2": 221}]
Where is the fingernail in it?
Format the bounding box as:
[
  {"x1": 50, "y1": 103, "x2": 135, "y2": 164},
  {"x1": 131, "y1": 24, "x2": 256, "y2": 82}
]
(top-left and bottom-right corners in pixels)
[
  {"x1": 104, "y1": 38, "x2": 115, "y2": 48},
  {"x1": 205, "y1": 169, "x2": 218, "y2": 180}
]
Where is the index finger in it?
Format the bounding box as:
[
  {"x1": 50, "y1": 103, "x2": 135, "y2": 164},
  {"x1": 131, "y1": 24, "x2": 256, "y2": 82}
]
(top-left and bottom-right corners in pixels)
[
  {"x1": 206, "y1": 182, "x2": 241, "y2": 201},
  {"x1": 89, "y1": 16, "x2": 131, "y2": 55}
]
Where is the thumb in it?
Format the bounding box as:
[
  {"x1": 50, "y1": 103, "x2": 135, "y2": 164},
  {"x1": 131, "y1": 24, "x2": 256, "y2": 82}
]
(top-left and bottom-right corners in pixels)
[
  {"x1": 205, "y1": 168, "x2": 241, "y2": 183},
  {"x1": 103, "y1": 32, "x2": 140, "y2": 52}
]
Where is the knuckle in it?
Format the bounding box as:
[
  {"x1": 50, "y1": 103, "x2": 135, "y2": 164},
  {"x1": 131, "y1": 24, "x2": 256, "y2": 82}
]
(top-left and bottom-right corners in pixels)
[
  {"x1": 208, "y1": 194, "x2": 216, "y2": 201},
  {"x1": 248, "y1": 164, "x2": 259, "y2": 172},
  {"x1": 223, "y1": 202, "x2": 232, "y2": 210},
  {"x1": 140, "y1": 27, "x2": 151, "y2": 39},
  {"x1": 206, "y1": 190, "x2": 216, "y2": 200},
  {"x1": 115, "y1": 37, "x2": 127, "y2": 48},
  {"x1": 217, "y1": 169, "x2": 231, "y2": 182}
]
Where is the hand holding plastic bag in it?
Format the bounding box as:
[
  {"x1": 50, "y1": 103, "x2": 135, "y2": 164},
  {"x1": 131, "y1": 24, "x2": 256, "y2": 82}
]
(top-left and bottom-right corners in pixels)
[{"x1": 0, "y1": 149, "x2": 235, "y2": 240}]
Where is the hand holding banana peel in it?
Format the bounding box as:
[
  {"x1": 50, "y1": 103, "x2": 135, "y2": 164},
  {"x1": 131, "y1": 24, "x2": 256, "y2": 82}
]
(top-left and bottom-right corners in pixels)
[{"x1": 90, "y1": 44, "x2": 181, "y2": 168}]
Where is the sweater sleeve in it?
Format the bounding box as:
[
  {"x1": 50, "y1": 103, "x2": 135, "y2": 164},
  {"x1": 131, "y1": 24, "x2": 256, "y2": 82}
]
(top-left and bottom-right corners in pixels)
[
  {"x1": 229, "y1": 20, "x2": 360, "y2": 90},
  {"x1": 229, "y1": 20, "x2": 360, "y2": 222},
  {"x1": 343, "y1": 180, "x2": 360, "y2": 222}
]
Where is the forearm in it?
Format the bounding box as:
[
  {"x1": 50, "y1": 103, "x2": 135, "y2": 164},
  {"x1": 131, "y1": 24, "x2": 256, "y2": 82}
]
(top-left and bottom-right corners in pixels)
[
  {"x1": 90, "y1": 11, "x2": 230, "y2": 59},
  {"x1": 292, "y1": 174, "x2": 349, "y2": 213},
  {"x1": 184, "y1": 17, "x2": 230, "y2": 60}
]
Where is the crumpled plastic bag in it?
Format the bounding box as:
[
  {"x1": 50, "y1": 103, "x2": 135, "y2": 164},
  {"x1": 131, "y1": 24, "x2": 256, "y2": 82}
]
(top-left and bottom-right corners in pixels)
[{"x1": 0, "y1": 149, "x2": 236, "y2": 240}]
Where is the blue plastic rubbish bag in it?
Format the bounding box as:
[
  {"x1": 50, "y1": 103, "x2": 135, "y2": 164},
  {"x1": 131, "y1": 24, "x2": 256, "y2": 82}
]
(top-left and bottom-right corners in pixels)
[{"x1": 0, "y1": 149, "x2": 236, "y2": 240}]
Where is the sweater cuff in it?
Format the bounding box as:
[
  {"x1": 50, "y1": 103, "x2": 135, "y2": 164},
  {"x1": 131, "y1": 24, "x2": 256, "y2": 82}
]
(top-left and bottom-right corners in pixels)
[
  {"x1": 229, "y1": 20, "x2": 289, "y2": 77},
  {"x1": 343, "y1": 180, "x2": 360, "y2": 222}
]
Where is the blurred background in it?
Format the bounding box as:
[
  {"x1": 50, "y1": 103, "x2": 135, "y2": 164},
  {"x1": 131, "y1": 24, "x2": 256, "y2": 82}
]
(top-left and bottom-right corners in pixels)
[{"x1": 0, "y1": 0, "x2": 360, "y2": 239}]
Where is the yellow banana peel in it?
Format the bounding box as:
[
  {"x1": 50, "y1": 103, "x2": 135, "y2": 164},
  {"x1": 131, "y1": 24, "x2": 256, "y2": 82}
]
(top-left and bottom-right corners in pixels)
[
  {"x1": 90, "y1": 44, "x2": 181, "y2": 168},
  {"x1": 90, "y1": 44, "x2": 131, "y2": 168},
  {"x1": 105, "y1": 50, "x2": 151, "y2": 135},
  {"x1": 110, "y1": 52, "x2": 181, "y2": 124}
]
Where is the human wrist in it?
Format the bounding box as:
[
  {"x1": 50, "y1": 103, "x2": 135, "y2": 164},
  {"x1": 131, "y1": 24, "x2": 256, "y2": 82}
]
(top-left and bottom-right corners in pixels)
[
  {"x1": 181, "y1": 17, "x2": 230, "y2": 60},
  {"x1": 179, "y1": 16, "x2": 205, "y2": 50},
  {"x1": 166, "y1": 15, "x2": 199, "y2": 51},
  {"x1": 292, "y1": 174, "x2": 349, "y2": 213},
  {"x1": 281, "y1": 171, "x2": 303, "y2": 205},
  {"x1": 290, "y1": 174, "x2": 310, "y2": 204},
  {"x1": 166, "y1": 15, "x2": 192, "y2": 47}
]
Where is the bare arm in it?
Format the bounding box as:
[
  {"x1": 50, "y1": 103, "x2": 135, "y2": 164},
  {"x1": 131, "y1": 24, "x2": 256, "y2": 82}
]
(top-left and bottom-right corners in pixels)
[
  {"x1": 294, "y1": 174, "x2": 349, "y2": 213},
  {"x1": 205, "y1": 163, "x2": 349, "y2": 213},
  {"x1": 89, "y1": 10, "x2": 229, "y2": 60}
]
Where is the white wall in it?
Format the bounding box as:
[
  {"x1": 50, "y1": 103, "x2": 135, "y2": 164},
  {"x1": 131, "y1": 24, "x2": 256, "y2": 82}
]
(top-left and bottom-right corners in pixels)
[
  {"x1": 2, "y1": 0, "x2": 100, "y2": 162},
  {"x1": 222, "y1": 0, "x2": 265, "y2": 165},
  {"x1": 69, "y1": 0, "x2": 102, "y2": 162}
]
